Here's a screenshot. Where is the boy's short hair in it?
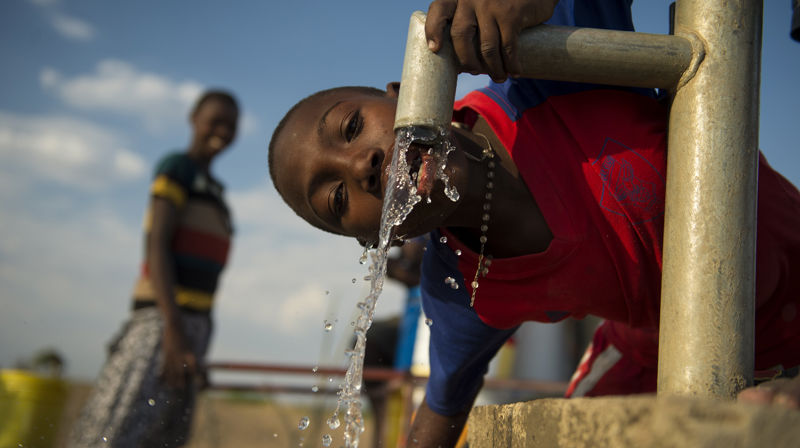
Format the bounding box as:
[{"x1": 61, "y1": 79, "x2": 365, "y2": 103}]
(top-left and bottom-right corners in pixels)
[
  {"x1": 267, "y1": 85, "x2": 384, "y2": 205},
  {"x1": 192, "y1": 89, "x2": 239, "y2": 116}
]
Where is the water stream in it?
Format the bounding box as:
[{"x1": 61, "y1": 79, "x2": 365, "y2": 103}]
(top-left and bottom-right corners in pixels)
[{"x1": 328, "y1": 126, "x2": 456, "y2": 447}]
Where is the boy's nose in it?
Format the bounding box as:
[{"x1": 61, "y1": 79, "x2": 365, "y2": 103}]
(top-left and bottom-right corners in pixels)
[{"x1": 354, "y1": 149, "x2": 384, "y2": 196}]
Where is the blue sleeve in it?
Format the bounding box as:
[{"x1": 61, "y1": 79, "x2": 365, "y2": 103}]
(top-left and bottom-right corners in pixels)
[
  {"x1": 421, "y1": 230, "x2": 518, "y2": 416},
  {"x1": 547, "y1": 0, "x2": 635, "y2": 30}
]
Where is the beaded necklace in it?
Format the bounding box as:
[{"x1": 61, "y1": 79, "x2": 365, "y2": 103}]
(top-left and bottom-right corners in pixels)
[{"x1": 463, "y1": 131, "x2": 496, "y2": 307}]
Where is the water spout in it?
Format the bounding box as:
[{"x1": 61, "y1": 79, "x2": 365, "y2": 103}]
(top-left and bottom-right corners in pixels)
[{"x1": 394, "y1": 11, "x2": 457, "y2": 143}]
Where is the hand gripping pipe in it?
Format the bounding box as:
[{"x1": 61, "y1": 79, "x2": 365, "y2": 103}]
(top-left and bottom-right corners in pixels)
[{"x1": 393, "y1": 10, "x2": 698, "y2": 137}]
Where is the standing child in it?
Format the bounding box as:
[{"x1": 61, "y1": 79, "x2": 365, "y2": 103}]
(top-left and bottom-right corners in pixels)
[
  {"x1": 268, "y1": 0, "x2": 800, "y2": 447},
  {"x1": 69, "y1": 90, "x2": 238, "y2": 448}
]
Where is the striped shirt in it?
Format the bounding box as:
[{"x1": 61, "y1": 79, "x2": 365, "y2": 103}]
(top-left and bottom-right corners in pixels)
[{"x1": 132, "y1": 153, "x2": 233, "y2": 312}]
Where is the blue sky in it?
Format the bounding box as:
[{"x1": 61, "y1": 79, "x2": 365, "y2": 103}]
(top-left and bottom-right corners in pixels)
[{"x1": 1, "y1": 1, "x2": 798, "y2": 381}]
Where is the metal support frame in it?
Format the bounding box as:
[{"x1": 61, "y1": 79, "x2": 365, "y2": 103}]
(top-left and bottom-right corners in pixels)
[
  {"x1": 657, "y1": 0, "x2": 762, "y2": 398},
  {"x1": 395, "y1": 0, "x2": 763, "y2": 399}
]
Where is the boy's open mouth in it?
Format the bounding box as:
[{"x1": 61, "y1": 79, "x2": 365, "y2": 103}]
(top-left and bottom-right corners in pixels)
[{"x1": 407, "y1": 146, "x2": 435, "y2": 197}]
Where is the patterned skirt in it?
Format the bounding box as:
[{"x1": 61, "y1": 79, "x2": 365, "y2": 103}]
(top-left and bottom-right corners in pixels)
[{"x1": 68, "y1": 307, "x2": 211, "y2": 448}]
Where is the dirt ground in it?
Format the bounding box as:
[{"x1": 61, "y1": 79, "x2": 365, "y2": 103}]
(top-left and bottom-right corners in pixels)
[
  {"x1": 186, "y1": 393, "x2": 377, "y2": 448},
  {"x1": 54, "y1": 383, "x2": 378, "y2": 448}
]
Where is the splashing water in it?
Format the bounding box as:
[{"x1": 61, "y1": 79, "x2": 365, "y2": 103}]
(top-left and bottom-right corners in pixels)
[{"x1": 332, "y1": 126, "x2": 457, "y2": 447}]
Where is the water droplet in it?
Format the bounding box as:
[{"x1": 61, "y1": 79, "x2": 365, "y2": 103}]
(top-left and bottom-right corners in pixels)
[
  {"x1": 327, "y1": 415, "x2": 341, "y2": 429},
  {"x1": 351, "y1": 278, "x2": 357, "y2": 284},
  {"x1": 328, "y1": 377, "x2": 333, "y2": 383},
  {"x1": 359, "y1": 247, "x2": 368, "y2": 264},
  {"x1": 298, "y1": 416, "x2": 310, "y2": 430},
  {"x1": 147, "y1": 398, "x2": 155, "y2": 406},
  {"x1": 455, "y1": 249, "x2": 462, "y2": 256},
  {"x1": 444, "y1": 277, "x2": 454, "y2": 284},
  {"x1": 450, "y1": 282, "x2": 459, "y2": 290},
  {"x1": 311, "y1": 385, "x2": 319, "y2": 392},
  {"x1": 325, "y1": 290, "x2": 330, "y2": 295},
  {"x1": 363, "y1": 275, "x2": 372, "y2": 281},
  {"x1": 425, "y1": 318, "x2": 433, "y2": 327},
  {"x1": 444, "y1": 184, "x2": 460, "y2": 202},
  {"x1": 439, "y1": 236, "x2": 448, "y2": 244},
  {"x1": 311, "y1": 365, "x2": 318, "y2": 373},
  {"x1": 322, "y1": 434, "x2": 333, "y2": 446},
  {"x1": 324, "y1": 320, "x2": 333, "y2": 332}
]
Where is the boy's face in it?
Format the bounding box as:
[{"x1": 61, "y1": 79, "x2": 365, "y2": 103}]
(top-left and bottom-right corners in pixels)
[
  {"x1": 271, "y1": 88, "x2": 466, "y2": 243},
  {"x1": 192, "y1": 99, "x2": 239, "y2": 158}
]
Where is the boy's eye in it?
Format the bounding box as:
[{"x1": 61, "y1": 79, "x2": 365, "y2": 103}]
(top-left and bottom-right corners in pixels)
[
  {"x1": 328, "y1": 182, "x2": 347, "y2": 218},
  {"x1": 344, "y1": 111, "x2": 362, "y2": 142}
]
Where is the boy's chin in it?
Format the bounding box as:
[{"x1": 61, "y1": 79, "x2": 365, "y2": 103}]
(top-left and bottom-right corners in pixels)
[{"x1": 393, "y1": 199, "x2": 453, "y2": 240}]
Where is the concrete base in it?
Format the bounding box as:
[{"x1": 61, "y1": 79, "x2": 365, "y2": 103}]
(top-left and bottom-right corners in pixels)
[{"x1": 467, "y1": 395, "x2": 800, "y2": 447}]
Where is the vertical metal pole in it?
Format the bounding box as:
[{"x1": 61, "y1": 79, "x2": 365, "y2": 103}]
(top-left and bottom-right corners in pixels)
[{"x1": 657, "y1": 0, "x2": 762, "y2": 398}]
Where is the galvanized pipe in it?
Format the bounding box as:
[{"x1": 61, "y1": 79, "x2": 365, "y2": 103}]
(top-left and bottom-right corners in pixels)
[
  {"x1": 394, "y1": 11, "x2": 696, "y2": 134},
  {"x1": 657, "y1": 0, "x2": 762, "y2": 398},
  {"x1": 394, "y1": 11, "x2": 458, "y2": 135},
  {"x1": 515, "y1": 24, "x2": 696, "y2": 89}
]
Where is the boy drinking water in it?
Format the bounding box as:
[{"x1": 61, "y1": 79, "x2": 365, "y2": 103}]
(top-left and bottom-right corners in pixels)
[{"x1": 269, "y1": 0, "x2": 800, "y2": 446}]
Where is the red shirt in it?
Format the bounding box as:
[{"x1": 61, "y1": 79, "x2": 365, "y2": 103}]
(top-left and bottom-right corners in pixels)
[{"x1": 445, "y1": 86, "x2": 800, "y2": 372}]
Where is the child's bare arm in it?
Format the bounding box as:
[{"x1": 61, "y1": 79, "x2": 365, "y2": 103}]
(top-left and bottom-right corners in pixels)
[
  {"x1": 738, "y1": 376, "x2": 800, "y2": 409},
  {"x1": 425, "y1": 0, "x2": 559, "y2": 82},
  {"x1": 407, "y1": 397, "x2": 470, "y2": 447},
  {"x1": 148, "y1": 197, "x2": 198, "y2": 389}
]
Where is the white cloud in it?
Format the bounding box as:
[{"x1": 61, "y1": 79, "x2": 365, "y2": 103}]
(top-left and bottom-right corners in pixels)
[
  {"x1": 28, "y1": 0, "x2": 95, "y2": 41},
  {"x1": 50, "y1": 12, "x2": 94, "y2": 41},
  {"x1": 0, "y1": 174, "x2": 406, "y2": 379},
  {"x1": 0, "y1": 199, "x2": 141, "y2": 379},
  {"x1": 0, "y1": 111, "x2": 147, "y2": 190},
  {"x1": 41, "y1": 60, "x2": 204, "y2": 133},
  {"x1": 41, "y1": 59, "x2": 261, "y2": 137}
]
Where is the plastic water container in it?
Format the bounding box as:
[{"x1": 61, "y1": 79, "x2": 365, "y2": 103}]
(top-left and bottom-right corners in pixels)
[{"x1": 0, "y1": 369, "x2": 68, "y2": 448}]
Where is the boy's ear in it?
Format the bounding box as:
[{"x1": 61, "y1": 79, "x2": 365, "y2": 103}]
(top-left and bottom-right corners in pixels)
[{"x1": 385, "y1": 82, "x2": 401, "y2": 98}]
